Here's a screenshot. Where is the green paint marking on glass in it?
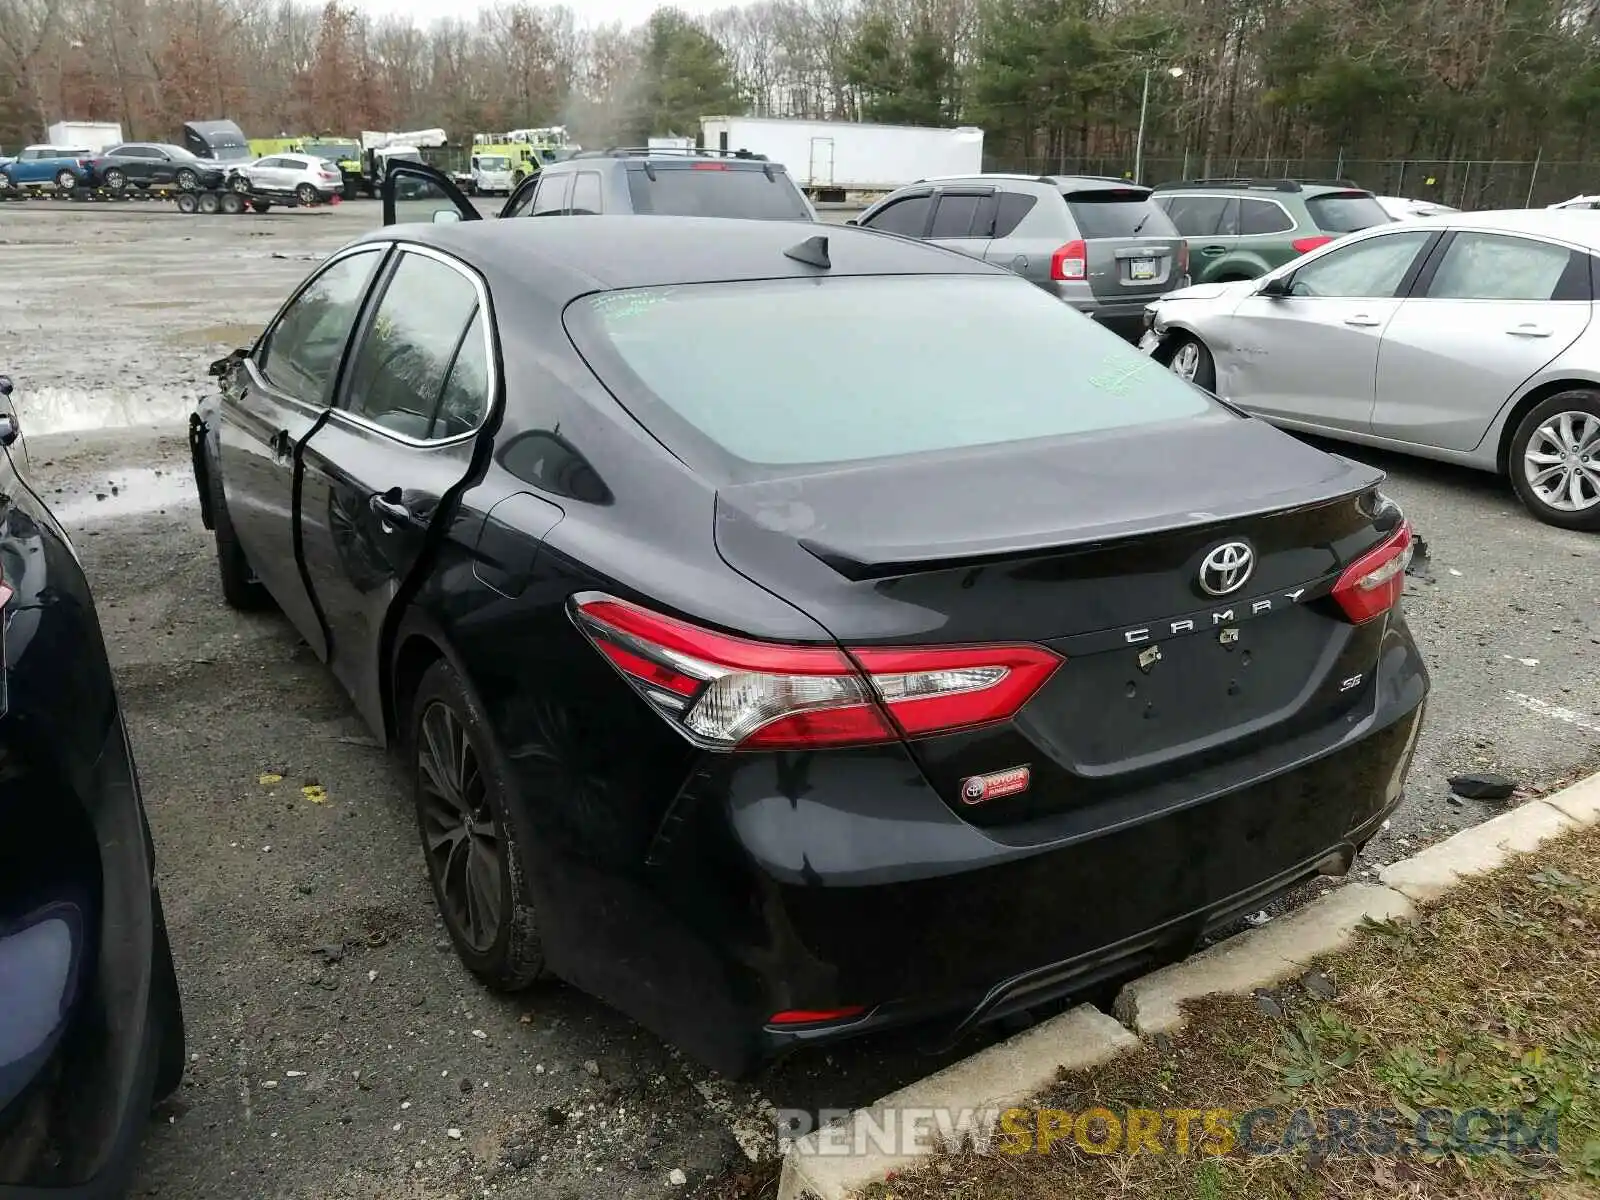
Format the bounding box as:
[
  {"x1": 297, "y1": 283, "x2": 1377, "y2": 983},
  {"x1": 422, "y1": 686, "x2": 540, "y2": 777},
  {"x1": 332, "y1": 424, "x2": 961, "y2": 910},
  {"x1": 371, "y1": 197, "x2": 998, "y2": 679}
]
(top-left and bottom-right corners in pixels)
[{"x1": 1088, "y1": 354, "x2": 1150, "y2": 396}]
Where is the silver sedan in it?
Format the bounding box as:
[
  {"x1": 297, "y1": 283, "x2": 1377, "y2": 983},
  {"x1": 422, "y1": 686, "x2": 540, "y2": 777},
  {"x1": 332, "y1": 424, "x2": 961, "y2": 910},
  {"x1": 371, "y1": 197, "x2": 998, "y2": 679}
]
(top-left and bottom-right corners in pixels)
[{"x1": 1139, "y1": 210, "x2": 1600, "y2": 530}]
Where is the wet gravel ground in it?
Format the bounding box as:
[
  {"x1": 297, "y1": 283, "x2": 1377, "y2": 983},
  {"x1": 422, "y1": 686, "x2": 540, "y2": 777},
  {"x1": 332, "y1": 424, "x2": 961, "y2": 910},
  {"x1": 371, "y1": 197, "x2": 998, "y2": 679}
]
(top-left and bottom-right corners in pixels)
[{"x1": 1, "y1": 198, "x2": 1598, "y2": 1199}]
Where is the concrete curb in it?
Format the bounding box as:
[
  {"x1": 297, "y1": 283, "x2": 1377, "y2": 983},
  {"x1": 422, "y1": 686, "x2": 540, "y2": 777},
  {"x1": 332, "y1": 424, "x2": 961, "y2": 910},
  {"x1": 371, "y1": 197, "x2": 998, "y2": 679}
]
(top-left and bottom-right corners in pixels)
[{"x1": 773, "y1": 773, "x2": 1600, "y2": 1199}]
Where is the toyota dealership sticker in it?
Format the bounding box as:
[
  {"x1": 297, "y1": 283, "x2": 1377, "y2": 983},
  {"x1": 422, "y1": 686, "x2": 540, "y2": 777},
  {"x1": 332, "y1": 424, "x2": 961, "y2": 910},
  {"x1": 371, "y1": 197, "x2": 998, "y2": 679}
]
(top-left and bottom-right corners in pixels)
[{"x1": 959, "y1": 765, "x2": 1031, "y2": 805}]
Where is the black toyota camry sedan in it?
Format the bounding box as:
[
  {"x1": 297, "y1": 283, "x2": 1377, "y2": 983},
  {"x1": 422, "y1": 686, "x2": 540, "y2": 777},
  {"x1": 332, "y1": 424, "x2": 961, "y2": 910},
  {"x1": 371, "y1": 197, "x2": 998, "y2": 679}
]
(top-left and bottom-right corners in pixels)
[
  {"x1": 0, "y1": 375, "x2": 185, "y2": 1195},
  {"x1": 188, "y1": 170, "x2": 1428, "y2": 1076}
]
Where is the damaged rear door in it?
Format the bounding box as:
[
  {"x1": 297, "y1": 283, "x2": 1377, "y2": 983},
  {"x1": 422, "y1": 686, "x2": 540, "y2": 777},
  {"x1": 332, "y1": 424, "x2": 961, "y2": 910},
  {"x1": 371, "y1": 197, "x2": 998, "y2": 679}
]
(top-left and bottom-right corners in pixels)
[{"x1": 297, "y1": 246, "x2": 496, "y2": 739}]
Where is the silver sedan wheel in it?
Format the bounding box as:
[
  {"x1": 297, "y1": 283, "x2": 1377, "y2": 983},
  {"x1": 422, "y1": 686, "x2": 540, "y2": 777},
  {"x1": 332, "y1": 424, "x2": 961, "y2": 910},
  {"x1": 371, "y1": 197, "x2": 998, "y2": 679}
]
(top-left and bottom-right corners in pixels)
[
  {"x1": 1523, "y1": 410, "x2": 1600, "y2": 512},
  {"x1": 1169, "y1": 341, "x2": 1201, "y2": 381}
]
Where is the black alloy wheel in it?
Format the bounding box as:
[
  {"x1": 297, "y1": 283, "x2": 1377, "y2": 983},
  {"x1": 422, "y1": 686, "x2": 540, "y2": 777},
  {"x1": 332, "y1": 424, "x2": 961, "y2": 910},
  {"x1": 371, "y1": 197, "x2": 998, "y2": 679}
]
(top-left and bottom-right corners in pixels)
[{"x1": 411, "y1": 659, "x2": 546, "y2": 990}]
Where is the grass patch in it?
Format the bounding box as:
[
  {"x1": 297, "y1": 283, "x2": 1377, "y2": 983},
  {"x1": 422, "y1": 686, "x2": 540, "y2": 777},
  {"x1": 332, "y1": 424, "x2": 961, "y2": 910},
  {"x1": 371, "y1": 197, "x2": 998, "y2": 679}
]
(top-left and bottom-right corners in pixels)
[{"x1": 856, "y1": 821, "x2": 1600, "y2": 1200}]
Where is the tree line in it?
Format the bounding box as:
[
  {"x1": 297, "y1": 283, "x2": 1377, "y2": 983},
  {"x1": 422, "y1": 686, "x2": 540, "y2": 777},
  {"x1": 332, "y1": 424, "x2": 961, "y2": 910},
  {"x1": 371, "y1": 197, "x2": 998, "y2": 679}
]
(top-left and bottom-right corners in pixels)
[{"x1": 5, "y1": 0, "x2": 1600, "y2": 197}]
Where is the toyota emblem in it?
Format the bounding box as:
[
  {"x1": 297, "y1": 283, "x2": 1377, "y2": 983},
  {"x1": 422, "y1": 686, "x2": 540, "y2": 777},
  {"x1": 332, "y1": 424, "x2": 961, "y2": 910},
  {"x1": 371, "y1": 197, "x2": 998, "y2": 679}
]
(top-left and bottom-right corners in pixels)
[{"x1": 1197, "y1": 541, "x2": 1255, "y2": 597}]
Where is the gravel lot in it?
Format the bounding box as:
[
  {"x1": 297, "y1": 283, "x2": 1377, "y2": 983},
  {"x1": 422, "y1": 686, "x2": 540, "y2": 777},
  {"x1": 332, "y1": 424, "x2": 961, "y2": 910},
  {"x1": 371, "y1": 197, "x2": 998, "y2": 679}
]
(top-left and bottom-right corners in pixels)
[{"x1": 1, "y1": 197, "x2": 1597, "y2": 1199}]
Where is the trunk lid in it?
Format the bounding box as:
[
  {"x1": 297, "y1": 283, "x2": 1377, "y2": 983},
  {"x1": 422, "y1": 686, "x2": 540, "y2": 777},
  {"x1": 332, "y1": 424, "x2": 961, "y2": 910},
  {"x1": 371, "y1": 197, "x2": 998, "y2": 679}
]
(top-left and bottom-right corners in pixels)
[
  {"x1": 1066, "y1": 187, "x2": 1187, "y2": 301},
  {"x1": 714, "y1": 415, "x2": 1392, "y2": 825}
]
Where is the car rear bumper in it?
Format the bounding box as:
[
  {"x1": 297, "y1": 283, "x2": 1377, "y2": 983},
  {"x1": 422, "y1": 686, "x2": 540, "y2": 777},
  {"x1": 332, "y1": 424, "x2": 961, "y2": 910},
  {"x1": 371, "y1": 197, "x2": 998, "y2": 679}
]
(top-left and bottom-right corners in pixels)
[
  {"x1": 0, "y1": 707, "x2": 178, "y2": 1196},
  {"x1": 556, "y1": 614, "x2": 1427, "y2": 1075}
]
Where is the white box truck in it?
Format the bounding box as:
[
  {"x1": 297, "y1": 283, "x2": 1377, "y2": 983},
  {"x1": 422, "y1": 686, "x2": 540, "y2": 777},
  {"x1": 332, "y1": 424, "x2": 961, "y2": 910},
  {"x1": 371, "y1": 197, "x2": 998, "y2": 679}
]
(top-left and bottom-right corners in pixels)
[
  {"x1": 698, "y1": 116, "x2": 983, "y2": 199},
  {"x1": 46, "y1": 121, "x2": 123, "y2": 152}
]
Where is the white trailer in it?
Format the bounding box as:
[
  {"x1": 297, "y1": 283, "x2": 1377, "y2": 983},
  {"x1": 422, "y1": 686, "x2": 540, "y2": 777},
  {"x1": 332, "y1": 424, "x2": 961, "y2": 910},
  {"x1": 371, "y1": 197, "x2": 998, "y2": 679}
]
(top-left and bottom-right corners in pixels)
[
  {"x1": 648, "y1": 136, "x2": 696, "y2": 152},
  {"x1": 46, "y1": 121, "x2": 123, "y2": 152},
  {"x1": 698, "y1": 116, "x2": 983, "y2": 198}
]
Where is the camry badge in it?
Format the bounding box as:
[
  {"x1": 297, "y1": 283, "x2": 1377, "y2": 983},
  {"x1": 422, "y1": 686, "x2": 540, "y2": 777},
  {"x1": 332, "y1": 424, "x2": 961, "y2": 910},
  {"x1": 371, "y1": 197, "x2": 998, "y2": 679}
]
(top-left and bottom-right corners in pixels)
[
  {"x1": 1198, "y1": 541, "x2": 1255, "y2": 597},
  {"x1": 960, "y1": 765, "x2": 1031, "y2": 805}
]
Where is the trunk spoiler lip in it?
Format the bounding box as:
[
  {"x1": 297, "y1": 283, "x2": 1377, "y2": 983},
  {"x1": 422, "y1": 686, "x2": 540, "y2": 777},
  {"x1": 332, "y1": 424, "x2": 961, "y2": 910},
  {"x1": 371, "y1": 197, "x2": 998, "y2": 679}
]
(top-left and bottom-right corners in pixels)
[{"x1": 789, "y1": 471, "x2": 1386, "y2": 582}]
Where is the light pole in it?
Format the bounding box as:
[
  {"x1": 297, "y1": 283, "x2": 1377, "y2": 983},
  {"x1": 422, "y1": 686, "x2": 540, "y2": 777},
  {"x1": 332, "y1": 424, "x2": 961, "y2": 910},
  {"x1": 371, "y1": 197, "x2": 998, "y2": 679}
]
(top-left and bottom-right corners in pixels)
[{"x1": 1133, "y1": 64, "x2": 1183, "y2": 186}]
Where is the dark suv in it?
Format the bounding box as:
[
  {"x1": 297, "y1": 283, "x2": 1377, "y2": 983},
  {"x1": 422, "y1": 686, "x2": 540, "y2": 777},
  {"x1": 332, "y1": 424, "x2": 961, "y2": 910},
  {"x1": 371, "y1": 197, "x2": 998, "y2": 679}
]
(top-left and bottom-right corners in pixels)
[
  {"x1": 853, "y1": 175, "x2": 1190, "y2": 341},
  {"x1": 381, "y1": 148, "x2": 818, "y2": 225},
  {"x1": 1150, "y1": 178, "x2": 1393, "y2": 283}
]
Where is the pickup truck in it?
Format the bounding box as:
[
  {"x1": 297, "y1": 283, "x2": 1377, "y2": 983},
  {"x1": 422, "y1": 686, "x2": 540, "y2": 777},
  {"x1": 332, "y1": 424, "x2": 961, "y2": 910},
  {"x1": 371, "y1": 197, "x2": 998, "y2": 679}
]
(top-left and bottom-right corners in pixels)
[{"x1": 0, "y1": 146, "x2": 95, "y2": 190}]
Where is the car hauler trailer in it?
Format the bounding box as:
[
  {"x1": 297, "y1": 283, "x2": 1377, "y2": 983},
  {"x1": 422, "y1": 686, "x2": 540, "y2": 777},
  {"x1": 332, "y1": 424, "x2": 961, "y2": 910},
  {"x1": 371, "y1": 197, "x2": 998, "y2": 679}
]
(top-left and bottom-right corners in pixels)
[{"x1": 698, "y1": 116, "x2": 983, "y2": 202}]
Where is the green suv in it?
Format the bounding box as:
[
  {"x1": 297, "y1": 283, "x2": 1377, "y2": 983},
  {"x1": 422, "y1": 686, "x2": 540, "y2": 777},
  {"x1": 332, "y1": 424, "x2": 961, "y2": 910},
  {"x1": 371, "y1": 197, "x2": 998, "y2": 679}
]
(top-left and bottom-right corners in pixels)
[{"x1": 1149, "y1": 178, "x2": 1393, "y2": 283}]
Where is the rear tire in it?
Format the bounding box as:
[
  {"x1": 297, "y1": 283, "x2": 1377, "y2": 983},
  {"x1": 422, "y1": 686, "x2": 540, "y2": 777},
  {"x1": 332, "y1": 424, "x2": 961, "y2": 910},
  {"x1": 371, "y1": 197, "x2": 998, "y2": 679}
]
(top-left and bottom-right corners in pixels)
[
  {"x1": 295, "y1": 182, "x2": 318, "y2": 205},
  {"x1": 219, "y1": 191, "x2": 244, "y2": 215},
  {"x1": 1508, "y1": 390, "x2": 1600, "y2": 531},
  {"x1": 174, "y1": 191, "x2": 200, "y2": 214},
  {"x1": 204, "y1": 450, "x2": 269, "y2": 609},
  {"x1": 411, "y1": 659, "x2": 547, "y2": 992},
  {"x1": 104, "y1": 167, "x2": 127, "y2": 191},
  {"x1": 54, "y1": 169, "x2": 77, "y2": 190},
  {"x1": 250, "y1": 199, "x2": 272, "y2": 213},
  {"x1": 1163, "y1": 334, "x2": 1217, "y2": 391},
  {"x1": 197, "y1": 191, "x2": 221, "y2": 214}
]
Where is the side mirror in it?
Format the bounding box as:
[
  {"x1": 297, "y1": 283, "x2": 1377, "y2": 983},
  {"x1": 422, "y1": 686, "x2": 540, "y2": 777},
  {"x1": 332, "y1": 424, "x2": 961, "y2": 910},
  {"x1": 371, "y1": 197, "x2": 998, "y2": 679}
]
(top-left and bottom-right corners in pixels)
[
  {"x1": 432, "y1": 209, "x2": 463, "y2": 224},
  {"x1": 845, "y1": 217, "x2": 859, "y2": 226},
  {"x1": 0, "y1": 412, "x2": 19, "y2": 448},
  {"x1": 208, "y1": 347, "x2": 247, "y2": 377},
  {"x1": 0, "y1": 376, "x2": 11, "y2": 397},
  {"x1": 1256, "y1": 276, "x2": 1292, "y2": 298}
]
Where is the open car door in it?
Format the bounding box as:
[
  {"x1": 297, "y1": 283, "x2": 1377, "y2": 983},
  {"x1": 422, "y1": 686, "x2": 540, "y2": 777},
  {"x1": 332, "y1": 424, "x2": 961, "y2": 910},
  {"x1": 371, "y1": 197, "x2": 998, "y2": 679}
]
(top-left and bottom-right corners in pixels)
[{"x1": 381, "y1": 161, "x2": 482, "y2": 226}]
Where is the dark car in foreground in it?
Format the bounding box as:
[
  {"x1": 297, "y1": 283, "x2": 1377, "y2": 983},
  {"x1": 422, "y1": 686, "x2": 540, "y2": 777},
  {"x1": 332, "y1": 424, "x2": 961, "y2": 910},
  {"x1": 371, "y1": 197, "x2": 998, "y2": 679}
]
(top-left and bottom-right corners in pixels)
[
  {"x1": 0, "y1": 374, "x2": 184, "y2": 1194},
  {"x1": 188, "y1": 205, "x2": 1427, "y2": 1076}
]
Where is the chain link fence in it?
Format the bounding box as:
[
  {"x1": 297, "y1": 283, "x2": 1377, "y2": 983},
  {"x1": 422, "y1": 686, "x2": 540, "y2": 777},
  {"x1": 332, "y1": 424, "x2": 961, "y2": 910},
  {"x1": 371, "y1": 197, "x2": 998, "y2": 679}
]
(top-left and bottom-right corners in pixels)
[{"x1": 985, "y1": 155, "x2": 1600, "y2": 210}]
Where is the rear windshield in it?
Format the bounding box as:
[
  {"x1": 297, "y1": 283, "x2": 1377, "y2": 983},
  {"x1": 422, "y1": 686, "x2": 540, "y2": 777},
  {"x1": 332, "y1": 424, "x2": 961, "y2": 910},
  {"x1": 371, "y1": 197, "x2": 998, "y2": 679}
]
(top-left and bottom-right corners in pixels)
[
  {"x1": 1306, "y1": 192, "x2": 1391, "y2": 233},
  {"x1": 1065, "y1": 190, "x2": 1177, "y2": 238},
  {"x1": 566, "y1": 275, "x2": 1212, "y2": 474},
  {"x1": 625, "y1": 164, "x2": 810, "y2": 220}
]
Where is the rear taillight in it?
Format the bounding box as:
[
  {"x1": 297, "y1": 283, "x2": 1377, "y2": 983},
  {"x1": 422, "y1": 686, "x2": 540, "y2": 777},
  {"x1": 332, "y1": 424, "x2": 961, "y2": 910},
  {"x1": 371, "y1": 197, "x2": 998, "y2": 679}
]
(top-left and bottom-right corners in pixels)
[
  {"x1": 1331, "y1": 521, "x2": 1413, "y2": 623},
  {"x1": 1292, "y1": 235, "x2": 1333, "y2": 254},
  {"x1": 1177, "y1": 241, "x2": 1190, "y2": 274},
  {"x1": 1050, "y1": 240, "x2": 1087, "y2": 282},
  {"x1": 570, "y1": 593, "x2": 1062, "y2": 751},
  {"x1": 768, "y1": 1006, "x2": 867, "y2": 1026}
]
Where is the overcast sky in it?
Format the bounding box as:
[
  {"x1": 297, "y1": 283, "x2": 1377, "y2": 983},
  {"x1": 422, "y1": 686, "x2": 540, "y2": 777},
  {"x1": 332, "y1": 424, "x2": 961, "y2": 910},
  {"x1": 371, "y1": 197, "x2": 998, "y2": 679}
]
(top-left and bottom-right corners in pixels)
[{"x1": 347, "y1": 0, "x2": 733, "y2": 31}]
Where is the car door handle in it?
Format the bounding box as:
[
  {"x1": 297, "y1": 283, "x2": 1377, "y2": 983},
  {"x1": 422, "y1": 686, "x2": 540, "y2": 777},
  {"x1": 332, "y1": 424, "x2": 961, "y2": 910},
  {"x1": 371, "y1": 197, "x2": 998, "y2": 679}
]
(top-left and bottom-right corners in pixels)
[
  {"x1": 1343, "y1": 314, "x2": 1382, "y2": 327},
  {"x1": 1506, "y1": 323, "x2": 1553, "y2": 337},
  {"x1": 369, "y1": 489, "x2": 430, "y2": 530},
  {"x1": 1199, "y1": 245, "x2": 1226, "y2": 256}
]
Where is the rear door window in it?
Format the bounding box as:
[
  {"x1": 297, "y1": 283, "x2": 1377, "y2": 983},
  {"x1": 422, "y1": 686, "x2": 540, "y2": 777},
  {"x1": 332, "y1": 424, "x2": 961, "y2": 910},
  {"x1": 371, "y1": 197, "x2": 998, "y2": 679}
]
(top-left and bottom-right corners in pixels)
[
  {"x1": 342, "y1": 252, "x2": 481, "y2": 439},
  {"x1": 1064, "y1": 189, "x2": 1176, "y2": 238},
  {"x1": 1158, "y1": 194, "x2": 1232, "y2": 237},
  {"x1": 863, "y1": 194, "x2": 932, "y2": 236},
  {"x1": 1424, "y1": 233, "x2": 1588, "y2": 302},
  {"x1": 1239, "y1": 198, "x2": 1294, "y2": 235},
  {"x1": 570, "y1": 171, "x2": 603, "y2": 214},
  {"x1": 566, "y1": 274, "x2": 1212, "y2": 475},
  {"x1": 624, "y1": 164, "x2": 809, "y2": 219},
  {"x1": 929, "y1": 193, "x2": 986, "y2": 238},
  {"x1": 1306, "y1": 191, "x2": 1392, "y2": 233}
]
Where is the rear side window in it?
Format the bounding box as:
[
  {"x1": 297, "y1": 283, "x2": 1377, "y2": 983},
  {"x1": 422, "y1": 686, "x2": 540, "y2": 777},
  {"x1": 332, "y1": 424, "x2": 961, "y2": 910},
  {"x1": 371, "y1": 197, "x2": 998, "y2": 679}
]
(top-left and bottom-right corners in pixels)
[
  {"x1": 1306, "y1": 192, "x2": 1391, "y2": 233},
  {"x1": 566, "y1": 275, "x2": 1212, "y2": 472},
  {"x1": 570, "y1": 171, "x2": 603, "y2": 214},
  {"x1": 1424, "y1": 233, "x2": 1588, "y2": 302},
  {"x1": 1158, "y1": 194, "x2": 1232, "y2": 237},
  {"x1": 863, "y1": 194, "x2": 931, "y2": 236},
  {"x1": 992, "y1": 192, "x2": 1037, "y2": 237},
  {"x1": 1239, "y1": 198, "x2": 1294, "y2": 235},
  {"x1": 533, "y1": 173, "x2": 572, "y2": 215},
  {"x1": 625, "y1": 164, "x2": 809, "y2": 219},
  {"x1": 1065, "y1": 190, "x2": 1176, "y2": 239}
]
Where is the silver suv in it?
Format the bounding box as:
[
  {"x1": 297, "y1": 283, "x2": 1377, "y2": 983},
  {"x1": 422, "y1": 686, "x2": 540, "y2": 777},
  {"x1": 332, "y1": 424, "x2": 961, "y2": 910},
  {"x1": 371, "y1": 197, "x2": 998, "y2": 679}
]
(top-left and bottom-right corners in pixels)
[{"x1": 853, "y1": 174, "x2": 1190, "y2": 340}]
